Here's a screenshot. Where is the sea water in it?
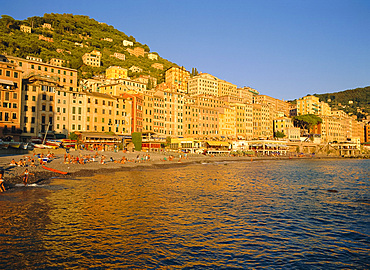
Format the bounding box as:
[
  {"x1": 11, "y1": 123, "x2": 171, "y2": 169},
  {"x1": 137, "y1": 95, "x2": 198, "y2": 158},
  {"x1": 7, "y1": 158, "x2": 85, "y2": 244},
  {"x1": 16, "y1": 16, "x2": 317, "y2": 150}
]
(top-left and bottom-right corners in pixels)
[{"x1": 0, "y1": 159, "x2": 369, "y2": 269}]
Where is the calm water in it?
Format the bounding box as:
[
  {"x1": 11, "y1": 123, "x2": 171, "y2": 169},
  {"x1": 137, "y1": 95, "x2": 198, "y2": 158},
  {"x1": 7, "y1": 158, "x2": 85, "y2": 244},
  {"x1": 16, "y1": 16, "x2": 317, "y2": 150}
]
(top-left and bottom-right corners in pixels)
[{"x1": 0, "y1": 159, "x2": 369, "y2": 269}]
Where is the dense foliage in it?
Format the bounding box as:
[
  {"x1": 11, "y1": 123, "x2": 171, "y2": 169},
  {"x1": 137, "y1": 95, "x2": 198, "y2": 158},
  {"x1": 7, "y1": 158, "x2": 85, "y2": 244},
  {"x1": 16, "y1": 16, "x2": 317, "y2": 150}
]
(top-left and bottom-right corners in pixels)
[
  {"x1": 314, "y1": 87, "x2": 370, "y2": 120},
  {"x1": 293, "y1": 114, "x2": 322, "y2": 134},
  {"x1": 0, "y1": 13, "x2": 177, "y2": 84}
]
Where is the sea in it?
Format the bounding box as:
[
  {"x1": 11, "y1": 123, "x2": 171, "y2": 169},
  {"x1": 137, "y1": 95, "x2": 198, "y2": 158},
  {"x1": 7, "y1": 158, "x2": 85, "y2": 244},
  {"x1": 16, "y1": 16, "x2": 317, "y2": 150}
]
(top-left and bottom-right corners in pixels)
[{"x1": 0, "y1": 159, "x2": 369, "y2": 269}]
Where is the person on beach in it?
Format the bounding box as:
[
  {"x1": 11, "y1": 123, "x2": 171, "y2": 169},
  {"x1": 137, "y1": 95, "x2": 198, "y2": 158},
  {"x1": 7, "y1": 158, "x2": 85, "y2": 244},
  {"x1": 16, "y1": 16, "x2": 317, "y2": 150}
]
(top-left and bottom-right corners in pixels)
[
  {"x1": 0, "y1": 170, "x2": 5, "y2": 192},
  {"x1": 10, "y1": 159, "x2": 17, "y2": 166},
  {"x1": 21, "y1": 168, "x2": 34, "y2": 186}
]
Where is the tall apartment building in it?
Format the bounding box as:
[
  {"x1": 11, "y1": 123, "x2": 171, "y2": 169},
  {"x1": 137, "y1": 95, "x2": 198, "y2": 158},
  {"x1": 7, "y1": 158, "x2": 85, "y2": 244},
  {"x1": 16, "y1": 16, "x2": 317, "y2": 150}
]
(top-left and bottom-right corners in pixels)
[
  {"x1": 184, "y1": 94, "x2": 221, "y2": 138},
  {"x1": 106, "y1": 66, "x2": 128, "y2": 79},
  {"x1": 252, "y1": 103, "x2": 272, "y2": 139},
  {"x1": 57, "y1": 90, "x2": 87, "y2": 135},
  {"x1": 5, "y1": 54, "x2": 78, "y2": 91},
  {"x1": 296, "y1": 95, "x2": 331, "y2": 116},
  {"x1": 165, "y1": 66, "x2": 190, "y2": 93},
  {"x1": 236, "y1": 87, "x2": 254, "y2": 104},
  {"x1": 0, "y1": 60, "x2": 22, "y2": 141},
  {"x1": 187, "y1": 73, "x2": 219, "y2": 96},
  {"x1": 218, "y1": 79, "x2": 237, "y2": 97},
  {"x1": 99, "y1": 79, "x2": 146, "y2": 95},
  {"x1": 82, "y1": 50, "x2": 101, "y2": 67},
  {"x1": 218, "y1": 105, "x2": 236, "y2": 138},
  {"x1": 21, "y1": 75, "x2": 60, "y2": 140},
  {"x1": 152, "y1": 90, "x2": 165, "y2": 135}
]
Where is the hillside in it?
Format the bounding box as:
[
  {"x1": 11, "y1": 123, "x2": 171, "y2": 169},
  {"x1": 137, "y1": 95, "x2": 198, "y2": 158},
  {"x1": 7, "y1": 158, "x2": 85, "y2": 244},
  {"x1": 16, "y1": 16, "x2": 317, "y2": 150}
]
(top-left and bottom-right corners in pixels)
[
  {"x1": 314, "y1": 86, "x2": 370, "y2": 120},
  {"x1": 0, "y1": 13, "x2": 177, "y2": 84}
]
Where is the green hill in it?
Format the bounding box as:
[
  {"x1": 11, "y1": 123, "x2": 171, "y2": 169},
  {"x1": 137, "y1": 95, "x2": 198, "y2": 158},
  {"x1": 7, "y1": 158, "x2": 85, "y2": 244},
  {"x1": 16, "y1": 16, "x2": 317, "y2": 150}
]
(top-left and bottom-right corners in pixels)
[
  {"x1": 314, "y1": 86, "x2": 370, "y2": 120},
  {"x1": 0, "y1": 13, "x2": 177, "y2": 84}
]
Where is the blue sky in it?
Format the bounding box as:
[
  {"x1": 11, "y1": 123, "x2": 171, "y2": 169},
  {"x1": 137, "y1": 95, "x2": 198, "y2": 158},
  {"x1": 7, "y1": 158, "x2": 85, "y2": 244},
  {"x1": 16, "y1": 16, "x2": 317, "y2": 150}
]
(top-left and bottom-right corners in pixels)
[{"x1": 3, "y1": 0, "x2": 370, "y2": 100}]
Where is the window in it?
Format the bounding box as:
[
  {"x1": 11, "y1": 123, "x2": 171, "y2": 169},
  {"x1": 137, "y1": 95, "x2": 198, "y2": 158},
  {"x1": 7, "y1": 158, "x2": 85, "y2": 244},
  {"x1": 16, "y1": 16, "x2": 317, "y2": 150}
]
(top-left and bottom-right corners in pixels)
[
  {"x1": 14, "y1": 72, "x2": 18, "y2": 78},
  {"x1": 13, "y1": 103, "x2": 17, "y2": 108},
  {"x1": 31, "y1": 64, "x2": 34, "y2": 69},
  {"x1": 49, "y1": 106, "x2": 52, "y2": 112},
  {"x1": 31, "y1": 117, "x2": 35, "y2": 123},
  {"x1": 24, "y1": 105, "x2": 28, "y2": 111},
  {"x1": 32, "y1": 106, "x2": 36, "y2": 112},
  {"x1": 41, "y1": 116, "x2": 45, "y2": 124},
  {"x1": 12, "y1": 113, "x2": 17, "y2": 119},
  {"x1": 30, "y1": 127, "x2": 34, "y2": 133},
  {"x1": 42, "y1": 94, "x2": 46, "y2": 100},
  {"x1": 32, "y1": 96, "x2": 36, "y2": 101},
  {"x1": 72, "y1": 107, "x2": 76, "y2": 114},
  {"x1": 6, "y1": 70, "x2": 10, "y2": 76}
]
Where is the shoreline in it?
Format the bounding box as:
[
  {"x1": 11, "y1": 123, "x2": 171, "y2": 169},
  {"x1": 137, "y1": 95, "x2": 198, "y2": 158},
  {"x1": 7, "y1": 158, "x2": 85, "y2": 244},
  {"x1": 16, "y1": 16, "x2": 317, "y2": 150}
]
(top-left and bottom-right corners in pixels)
[{"x1": 0, "y1": 149, "x2": 363, "y2": 191}]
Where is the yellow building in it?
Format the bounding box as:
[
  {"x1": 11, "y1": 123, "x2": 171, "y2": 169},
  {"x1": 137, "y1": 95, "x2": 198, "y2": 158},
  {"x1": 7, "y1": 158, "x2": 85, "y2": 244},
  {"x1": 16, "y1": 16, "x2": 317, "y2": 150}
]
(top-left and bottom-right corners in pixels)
[
  {"x1": 187, "y1": 73, "x2": 219, "y2": 96},
  {"x1": 82, "y1": 50, "x2": 101, "y2": 67},
  {"x1": 152, "y1": 90, "x2": 165, "y2": 135},
  {"x1": 296, "y1": 95, "x2": 320, "y2": 115},
  {"x1": 218, "y1": 79, "x2": 237, "y2": 97},
  {"x1": 106, "y1": 66, "x2": 128, "y2": 79},
  {"x1": 218, "y1": 106, "x2": 236, "y2": 138},
  {"x1": 252, "y1": 103, "x2": 271, "y2": 139},
  {"x1": 165, "y1": 66, "x2": 190, "y2": 93},
  {"x1": 21, "y1": 74, "x2": 60, "y2": 139},
  {"x1": 320, "y1": 115, "x2": 344, "y2": 143},
  {"x1": 184, "y1": 94, "x2": 221, "y2": 138},
  {"x1": 5, "y1": 54, "x2": 78, "y2": 91},
  {"x1": 297, "y1": 95, "x2": 331, "y2": 116},
  {"x1": 20, "y1": 25, "x2": 31, "y2": 33},
  {"x1": 99, "y1": 79, "x2": 146, "y2": 95},
  {"x1": 219, "y1": 95, "x2": 253, "y2": 140}
]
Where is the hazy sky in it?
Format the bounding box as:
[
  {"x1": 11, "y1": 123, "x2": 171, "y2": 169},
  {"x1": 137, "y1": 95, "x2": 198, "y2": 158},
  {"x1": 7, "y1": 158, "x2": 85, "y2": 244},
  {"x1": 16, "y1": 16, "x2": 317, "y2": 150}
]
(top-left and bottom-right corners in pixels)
[{"x1": 3, "y1": 0, "x2": 370, "y2": 100}]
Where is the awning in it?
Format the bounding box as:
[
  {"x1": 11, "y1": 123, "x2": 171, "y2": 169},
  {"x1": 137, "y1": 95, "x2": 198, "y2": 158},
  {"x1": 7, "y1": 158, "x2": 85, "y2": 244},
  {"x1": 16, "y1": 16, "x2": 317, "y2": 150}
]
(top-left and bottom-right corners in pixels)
[
  {"x1": 0, "y1": 79, "x2": 14, "y2": 86},
  {"x1": 207, "y1": 141, "x2": 229, "y2": 147}
]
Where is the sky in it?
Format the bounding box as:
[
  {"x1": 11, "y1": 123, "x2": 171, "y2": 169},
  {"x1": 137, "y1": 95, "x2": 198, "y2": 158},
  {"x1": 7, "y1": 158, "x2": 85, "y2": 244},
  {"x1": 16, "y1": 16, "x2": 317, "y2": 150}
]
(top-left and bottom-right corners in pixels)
[{"x1": 2, "y1": 0, "x2": 370, "y2": 100}]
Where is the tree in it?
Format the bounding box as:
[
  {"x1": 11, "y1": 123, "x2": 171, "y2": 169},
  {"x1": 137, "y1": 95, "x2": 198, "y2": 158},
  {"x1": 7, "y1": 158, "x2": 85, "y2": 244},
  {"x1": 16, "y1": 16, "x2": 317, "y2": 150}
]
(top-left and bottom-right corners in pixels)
[
  {"x1": 293, "y1": 114, "x2": 322, "y2": 134},
  {"x1": 274, "y1": 131, "x2": 285, "y2": 138},
  {"x1": 69, "y1": 132, "x2": 78, "y2": 141}
]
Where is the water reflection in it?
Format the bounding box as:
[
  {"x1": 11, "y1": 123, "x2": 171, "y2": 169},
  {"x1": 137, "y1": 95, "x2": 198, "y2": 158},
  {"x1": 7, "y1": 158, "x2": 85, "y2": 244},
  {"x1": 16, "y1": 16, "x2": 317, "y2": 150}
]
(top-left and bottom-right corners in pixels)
[{"x1": 0, "y1": 159, "x2": 369, "y2": 269}]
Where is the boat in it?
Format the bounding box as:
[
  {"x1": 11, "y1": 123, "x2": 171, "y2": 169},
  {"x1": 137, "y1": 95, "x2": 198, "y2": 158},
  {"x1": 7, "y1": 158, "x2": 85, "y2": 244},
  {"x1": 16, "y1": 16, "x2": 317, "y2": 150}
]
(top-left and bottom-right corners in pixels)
[
  {"x1": 9, "y1": 142, "x2": 22, "y2": 149},
  {"x1": 42, "y1": 165, "x2": 68, "y2": 175}
]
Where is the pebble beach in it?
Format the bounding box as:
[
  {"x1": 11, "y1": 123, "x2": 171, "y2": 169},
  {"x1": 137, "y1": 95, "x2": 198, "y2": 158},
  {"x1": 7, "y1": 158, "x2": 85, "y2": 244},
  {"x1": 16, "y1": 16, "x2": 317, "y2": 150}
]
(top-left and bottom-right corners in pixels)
[{"x1": 0, "y1": 148, "x2": 334, "y2": 191}]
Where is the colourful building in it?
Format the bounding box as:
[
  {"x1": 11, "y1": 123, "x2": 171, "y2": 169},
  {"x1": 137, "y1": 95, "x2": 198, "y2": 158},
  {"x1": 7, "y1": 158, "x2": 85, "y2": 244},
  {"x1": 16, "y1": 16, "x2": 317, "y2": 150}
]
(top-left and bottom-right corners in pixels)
[
  {"x1": 106, "y1": 66, "x2": 128, "y2": 79},
  {"x1": 0, "y1": 60, "x2": 22, "y2": 141},
  {"x1": 165, "y1": 66, "x2": 190, "y2": 93},
  {"x1": 82, "y1": 50, "x2": 101, "y2": 67}
]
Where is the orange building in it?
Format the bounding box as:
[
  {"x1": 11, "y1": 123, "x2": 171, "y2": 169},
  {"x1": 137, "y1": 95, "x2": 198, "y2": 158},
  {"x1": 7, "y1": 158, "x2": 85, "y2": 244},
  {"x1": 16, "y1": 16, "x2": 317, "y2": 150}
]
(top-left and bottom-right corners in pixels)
[
  {"x1": 126, "y1": 47, "x2": 146, "y2": 58},
  {"x1": 165, "y1": 66, "x2": 190, "y2": 93},
  {"x1": 0, "y1": 60, "x2": 22, "y2": 141}
]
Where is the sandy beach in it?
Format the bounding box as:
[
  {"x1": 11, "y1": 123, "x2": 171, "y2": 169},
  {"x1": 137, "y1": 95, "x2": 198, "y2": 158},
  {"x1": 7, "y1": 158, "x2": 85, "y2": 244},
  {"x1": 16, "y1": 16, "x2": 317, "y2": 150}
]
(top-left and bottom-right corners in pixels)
[{"x1": 0, "y1": 148, "x2": 337, "y2": 190}]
